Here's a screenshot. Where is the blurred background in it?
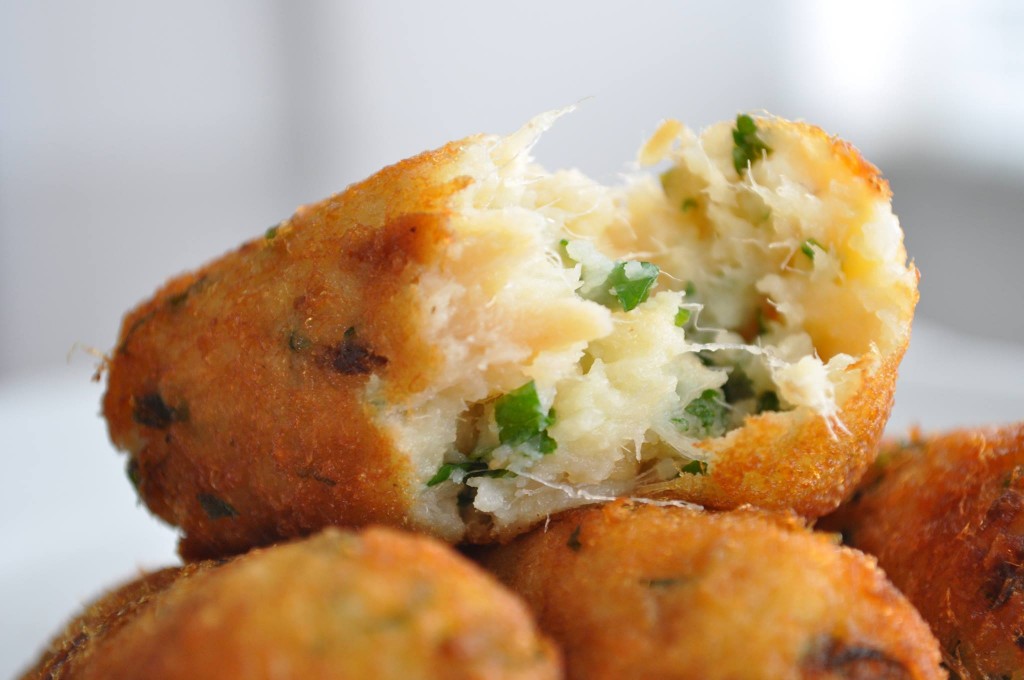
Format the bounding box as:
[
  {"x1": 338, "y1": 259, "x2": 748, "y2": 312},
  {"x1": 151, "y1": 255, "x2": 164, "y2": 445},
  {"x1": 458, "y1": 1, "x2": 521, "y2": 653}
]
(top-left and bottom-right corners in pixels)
[{"x1": 2, "y1": 1, "x2": 1024, "y2": 675}]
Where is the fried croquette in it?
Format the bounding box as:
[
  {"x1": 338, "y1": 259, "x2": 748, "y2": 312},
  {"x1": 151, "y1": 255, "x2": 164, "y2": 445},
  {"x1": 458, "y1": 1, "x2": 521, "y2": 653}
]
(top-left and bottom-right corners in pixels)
[
  {"x1": 20, "y1": 528, "x2": 561, "y2": 680},
  {"x1": 103, "y1": 111, "x2": 917, "y2": 558},
  {"x1": 475, "y1": 502, "x2": 944, "y2": 680},
  {"x1": 821, "y1": 424, "x2": 1024, "y2": 679}
]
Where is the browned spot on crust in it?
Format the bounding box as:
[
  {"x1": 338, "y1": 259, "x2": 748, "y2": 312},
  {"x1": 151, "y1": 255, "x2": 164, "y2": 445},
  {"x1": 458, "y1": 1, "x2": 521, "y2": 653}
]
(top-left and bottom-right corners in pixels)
[
  {"x1": 330, "y1": 328, "x2": 388, "y2": 376},
  {"x1": 103, "y1": 138, "x2": 477, "y2": 559}
]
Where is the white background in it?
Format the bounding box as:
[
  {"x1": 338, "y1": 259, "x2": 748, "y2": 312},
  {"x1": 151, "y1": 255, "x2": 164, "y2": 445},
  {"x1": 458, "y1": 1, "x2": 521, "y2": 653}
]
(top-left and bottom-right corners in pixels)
[{"x1": 3, "y1": 2, "x2": 1024, "y2": 676}]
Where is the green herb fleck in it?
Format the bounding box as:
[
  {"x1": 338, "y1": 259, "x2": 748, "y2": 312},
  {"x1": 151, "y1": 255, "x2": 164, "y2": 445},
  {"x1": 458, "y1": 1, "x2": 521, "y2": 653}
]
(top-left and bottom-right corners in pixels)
[
  {"x1": 197, "y1": 493, "x2": 238, "y2": 520},
  {"x1": 800, "y1": 238, "x2": 823, "y2": 261},
  {"x1": 265, "y1": 225, "x2": 280, "y2": 240},
  {"x1": 288, "y1": 331, "x2": 312, "y2": 353},
  {"x1": 605, "y1": 261, "x2": 660, "y2": 311},
  {"x1": 126, "y1": 459, "x2": 141, "y2": 491},
  {"x1": 567, "y1": 524, "x2": 583, "y2": 552},
  {"x1": 682, "y1": 197, "x2": 697, "y2": 212},
  {"x1": 426, "y1": 461, "x2": 514, "y2": 487},
  {"x1": 757, "y1": 391, "x2": 780, "y2": 413},
  {"x1": 732, "y1": 114, "x2": 772, "y2": 175},
  {"x1": 684, "y1": 280, "x2": 696, "y2": 298},
  {"x1": 495, "y1": 381, "x2": 557, "y2": 454},
  {"x1": 680, "y1": 459, "x2": 708, "y2": 476},
  {"x1": 674, "y1": 307, "x2": 692, "y2": 327},
  {"x1": 686, "y1": 390, "x2": 725, "y2": 429},
  {"x1": 673, "y1": 389, "x2": 726, "y2": 436},
  {"x1": 645, "y1": 577, "x2": 685, "y2": 588}
]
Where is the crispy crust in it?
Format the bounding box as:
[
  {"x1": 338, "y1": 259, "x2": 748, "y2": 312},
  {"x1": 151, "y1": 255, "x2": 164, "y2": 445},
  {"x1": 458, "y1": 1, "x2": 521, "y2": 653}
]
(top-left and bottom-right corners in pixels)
[
  {"x1": 19, "y1": 566, "x2": 198, "y2": 680},
  {"x1": 475, "y1": 502, "x2": 943, "y2": 680},
  {"x1": 21, "y1": 528, "x2": 561, "y2": 680},
  {"x1": 656, "y1": 341, "x2": 910, "y2": 518},
  {"x1": 642, "y1": 117, "x2": 918, "y2": 518},
  {"x1": 820, "y1": 424, "x2": 1024, "y2": 678},
  {"x1": 103, "y1": 115, "x2": 917, "y2": 557},
  {"x1": 104, "y1": 141, "x2": 479, "y2": 559}
]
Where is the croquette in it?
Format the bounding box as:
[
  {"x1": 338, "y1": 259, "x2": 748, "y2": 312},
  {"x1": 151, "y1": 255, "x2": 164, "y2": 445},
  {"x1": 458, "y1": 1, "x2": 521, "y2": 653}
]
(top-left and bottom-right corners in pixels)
[
  {"x1": 20, "y1": 527, "x2": 561, "y2": 680},
  {"x1": 476, "y1": 501, "x2": 944, "y2": 680},
  {"x1": 821, "y1": 424, "x2": 1024, "y2": 679},
  {"x1": 103, "y1": 112, "x2": 917, "y2": 558}
]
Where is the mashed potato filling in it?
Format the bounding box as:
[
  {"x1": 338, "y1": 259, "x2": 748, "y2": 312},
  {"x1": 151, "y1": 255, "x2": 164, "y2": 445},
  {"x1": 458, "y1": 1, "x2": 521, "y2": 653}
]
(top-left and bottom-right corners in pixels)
[{"x1": 369, "y1": 114, "x2": 911, "y2": 541}]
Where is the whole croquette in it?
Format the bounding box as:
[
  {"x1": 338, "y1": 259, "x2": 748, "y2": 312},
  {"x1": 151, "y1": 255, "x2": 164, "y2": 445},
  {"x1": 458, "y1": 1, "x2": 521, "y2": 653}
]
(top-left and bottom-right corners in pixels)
[
  {"x1": 19, "y1": 527, "x2": 561, "y2": 680},
  {"x1": 821, "y1": 424, "x2": 1024, "y2": 679},
  {"x1": 103, "y1": 111, "x2": 917, "y2": 558},
  {"x1": 475, "y1": 502, "x2": 944, "y2": 680}
]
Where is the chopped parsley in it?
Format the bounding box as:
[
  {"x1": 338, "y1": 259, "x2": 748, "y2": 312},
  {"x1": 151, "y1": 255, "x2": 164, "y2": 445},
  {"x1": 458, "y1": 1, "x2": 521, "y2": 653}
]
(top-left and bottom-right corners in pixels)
[
  {"x1": 126, "y1": 459, "x2": 141, "y2": 491},
  {"x1": 732, "y1": 114, "x2": 772, "y2": 175},
  {"x1": 679, "y1": 459, "x2": 708, "y2": 476},
  {"x1": 674, "y1": 307, "x2": 692, "y2": 327},
  {"x1": 495, "y1": 381, "x2": 557, "y2": 454},
  {"x1": 605, "y1": 261, "x2": 660, "y2": 311},
  {"x1": 682, "y1": 197, "x2": 697, "y2": 212},
  {"x1": 684, "y1": 280, "x2": 697, "y2": 298},
  {"x1": 673, "y1": 389, "x2": 727, "y2": 436},
  {"x1": 288, "y1": 331, "x2": 311, "y2": 353},
  {"x1": 426, "y1": 460, "x2": 514, "y2": 487},
  {"x1": 800, "y1": 238, "x2": 823, "y2": 261},
  {"x1": 265, "y1": 225, "x2": 279, "y2": 240}
]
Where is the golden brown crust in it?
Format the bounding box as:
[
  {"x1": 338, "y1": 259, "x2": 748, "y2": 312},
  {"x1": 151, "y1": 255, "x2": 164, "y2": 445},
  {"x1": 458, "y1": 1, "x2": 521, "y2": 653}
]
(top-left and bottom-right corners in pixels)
[
  {"x1": 103, "y1": 141, "x2": 479, "y2": 559},
  {"x1": 657, "y1": 339, "x2": 911, "y2": 518},
  {"x1": 20, "y1": 565, "x2": 201, "y2": 680},
  {"x1": 22, "y1": 528, "x2": 561, "y2": 680},
  {"x1": 475, "y1": 502, "x2": 944, "y2": 680},
  {"x1": 820, "y1": 424, "x2": 1024, "y2": 679}
]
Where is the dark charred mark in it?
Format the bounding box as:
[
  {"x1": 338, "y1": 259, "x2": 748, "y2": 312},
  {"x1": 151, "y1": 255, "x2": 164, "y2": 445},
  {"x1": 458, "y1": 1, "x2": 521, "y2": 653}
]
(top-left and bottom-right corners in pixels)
[
  {"x1": 1014, "y1": 631, "x2": 1024, "y2": 651},
  {"x1": 168, "y1": 276, "x2": 208, "y2": 309},
  {"x1": 331, "y1": 326, "x2": 387, "y2": 375},
  {"x1": 296, "y1": 467, "x2": 338, "y2": 487},
  {"x1": 132, "y1": 392, "x2": 187, "y2": 429},
  {"x1": 289, "y1": 330, "x2": 312, "y2": 353},
  {"x1": 45, "y1": 630, "x2": 89, "y2": 679},
  {"x1": 197, "y1": 493, "x2": 238, "y2": 520},
  {"x1": 803, "y1": 637, "x2": 910, "y2": 679},
  {"x1": 567, "y1": 525, "x2": 583, "y2": 552},
  {"x1": 983, "y1": 558, "x2": 1024, "y2": 610}
]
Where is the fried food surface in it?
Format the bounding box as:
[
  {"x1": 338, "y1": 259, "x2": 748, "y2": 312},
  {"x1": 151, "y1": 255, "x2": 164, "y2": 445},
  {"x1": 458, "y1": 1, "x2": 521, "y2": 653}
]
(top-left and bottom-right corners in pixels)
[
  {"x1": 476, "y1": 502, "x2": 943, "y2": 680},
  {"x1": 21, "y1": 528, "x2": 560, "y2": 680},
  {"x1": 820, "y1": 424, "x2": 1024, "y2": 679},
  {"x1": 104, "y1": 113, "x2": 916, "y2": 557},
  {"x1": 20, "y1": 565, "x2": 196, "y2": 680}
]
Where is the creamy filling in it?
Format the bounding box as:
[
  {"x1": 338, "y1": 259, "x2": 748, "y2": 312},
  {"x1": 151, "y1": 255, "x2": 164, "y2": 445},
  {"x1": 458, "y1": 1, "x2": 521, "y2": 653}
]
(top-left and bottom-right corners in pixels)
[{"x1": 369, "y1": 114, "x2": 908, "y2": 540}]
